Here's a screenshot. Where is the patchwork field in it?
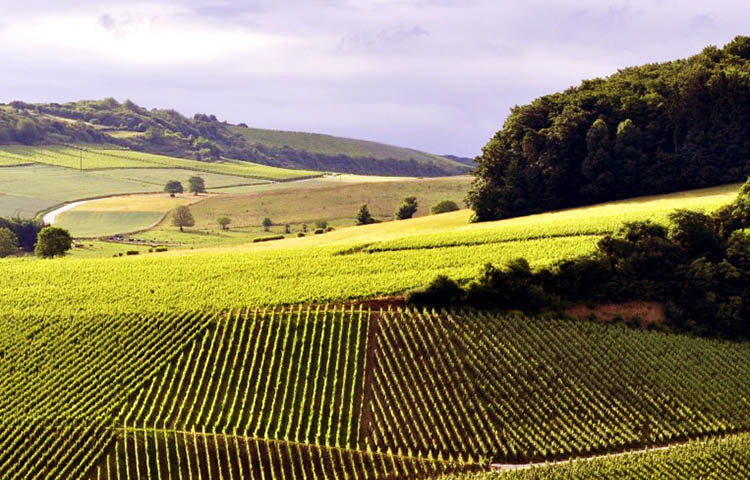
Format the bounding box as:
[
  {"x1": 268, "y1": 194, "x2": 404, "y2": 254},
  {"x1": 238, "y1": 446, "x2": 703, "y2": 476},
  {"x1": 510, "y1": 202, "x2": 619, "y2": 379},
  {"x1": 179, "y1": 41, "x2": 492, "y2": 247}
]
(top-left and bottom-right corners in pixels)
[
  {"x1": 0, "y1": 182, "x2": 740, "y2": 317},
  {"x1": 0, "y1": 145, "x2": 321, "y2": 180},
  {"x1": 0, "y1": 145, "x2": 324, "y2": 218},
  {"x1": 54, "y1": 194, "x2": 204, "y2": 237}
]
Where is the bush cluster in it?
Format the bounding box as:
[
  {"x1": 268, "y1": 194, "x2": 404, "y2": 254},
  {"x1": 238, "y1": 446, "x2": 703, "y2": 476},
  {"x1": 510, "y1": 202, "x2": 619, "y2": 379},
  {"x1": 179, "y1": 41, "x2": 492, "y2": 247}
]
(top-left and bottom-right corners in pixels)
[{"x1": 410, "y1": 179, "x2": 750, "y2": 339}]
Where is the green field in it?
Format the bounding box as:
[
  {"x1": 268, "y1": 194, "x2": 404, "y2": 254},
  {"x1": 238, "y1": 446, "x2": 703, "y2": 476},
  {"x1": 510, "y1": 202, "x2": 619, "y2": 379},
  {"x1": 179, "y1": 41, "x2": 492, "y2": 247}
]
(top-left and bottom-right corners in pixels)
[
  {"x1": 0, "y1": 306, "x2": 747, "y2": 479},
  {"x1": 230, "y1": 125, "x2": 462, "y2": 167},
  {"x1": 189, "y1": 176, "x2": 472, "y2": 230},
  {"x1": 2, "y1": 181, "x2": 749, "y2": 478},
  {"x1": 0, "y1": 145, "x2": 321, "y2": 180},
  {"x1": 445, "y1": 433, "x2": 750, "y2": 479},
  {"x1": 2, "y1": 182, "x2": 741, "y2": 316}
]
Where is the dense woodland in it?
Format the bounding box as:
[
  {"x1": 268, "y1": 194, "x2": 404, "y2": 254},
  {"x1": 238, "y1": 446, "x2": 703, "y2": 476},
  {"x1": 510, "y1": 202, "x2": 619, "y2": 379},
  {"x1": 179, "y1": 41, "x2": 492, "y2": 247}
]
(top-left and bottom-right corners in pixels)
[
  {"x1": 469, "y1": 36, "x2": 750, "y2": 221},
  {"x1": 0, "y1": 99, "x2": 469, "y2": 177}
]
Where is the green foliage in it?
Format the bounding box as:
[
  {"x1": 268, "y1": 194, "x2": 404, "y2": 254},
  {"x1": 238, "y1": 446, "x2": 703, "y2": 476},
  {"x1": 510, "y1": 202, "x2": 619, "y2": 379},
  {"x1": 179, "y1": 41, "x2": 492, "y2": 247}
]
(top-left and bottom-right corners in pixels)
[
  {"x1": 367, "y1": 308, "x2": 750, "y2": 463},
  {"x1": 315, "y1": 219, "x2": 328, "y2": 230},
  {"x1": 431, "y1": 199, "x2": 461, "y2": 214},
  {"x1": 217, "y1": 216, "x2": 231, "y2": 230},
  {"x1": 394, "y1": 196, "x2": 418, "y2": 220},
  {"x1": 427, "y1": 179, "x2": 750, "y2": 338},
  {"x1": 172, "y1": 205, "x2": 195, "y2": 232},
  {"x1": 34, "y1": 226, "x2": 72, "y2": 258},
  {"x1": 0, "y1": 227, "x2": 18, "y2": 257},
  {"x1": 444, "y1": 433, "x2": 750, "y2": 479},
  {"x1": 0, "y1": 216, "x2": 43, "y2": 251},
  {"x1": 469, "y1": 36, "x2": 750, "y2": 221},
  {"x1": 262, "y1": 217, "x2": 273, "y2": 231},
  {"x1": 253, "y1": 235, "x2": 285, "y2": 243},
  {"x1": 188, "y1": 175, "x2": 206, "y2": 194},
  {"x1": 405, "y1": 275, "x2": 464, "y2": 307},
  {"x1": 164, "y1": 180, "x2": 183, "y2": 194},
  {"x1": 356, "y1": 203, "x2": 374, "y2": 225}
]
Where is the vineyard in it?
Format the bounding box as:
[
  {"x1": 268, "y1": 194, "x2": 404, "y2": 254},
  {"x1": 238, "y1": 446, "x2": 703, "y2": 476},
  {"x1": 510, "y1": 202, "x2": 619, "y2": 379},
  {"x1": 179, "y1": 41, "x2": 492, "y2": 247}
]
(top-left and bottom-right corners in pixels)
[
  {"x1": 442, "y1": 432, "x2": 750, "y2": 479},
  {"x1": 0, "y1": 305, "x2": 747, "y2": 478}
]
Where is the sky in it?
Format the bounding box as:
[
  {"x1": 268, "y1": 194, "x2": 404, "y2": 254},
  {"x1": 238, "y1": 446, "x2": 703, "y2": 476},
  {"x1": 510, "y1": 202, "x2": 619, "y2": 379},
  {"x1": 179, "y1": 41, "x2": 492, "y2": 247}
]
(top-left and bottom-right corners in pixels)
[{"x1": 0, "y1": 1, "x2": 748, "y2": 157}]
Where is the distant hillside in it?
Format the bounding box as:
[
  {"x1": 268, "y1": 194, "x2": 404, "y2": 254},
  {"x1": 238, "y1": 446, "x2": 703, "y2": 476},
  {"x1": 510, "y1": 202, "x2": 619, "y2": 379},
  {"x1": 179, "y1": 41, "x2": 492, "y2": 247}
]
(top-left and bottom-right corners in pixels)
[
  {"x1": 0, "y1": 100, "x2": 469, "y2": 177},
  {"x1": 469, "y1": 35, "x2": 750, "y2": 221}
]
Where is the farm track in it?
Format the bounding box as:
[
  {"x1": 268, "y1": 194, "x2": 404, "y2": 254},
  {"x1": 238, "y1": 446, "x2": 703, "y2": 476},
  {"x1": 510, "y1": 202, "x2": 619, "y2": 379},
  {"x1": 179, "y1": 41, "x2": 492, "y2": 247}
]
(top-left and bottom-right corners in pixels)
[{"x1": 489, "y1": 430, "x2": 750, "y2": 471}]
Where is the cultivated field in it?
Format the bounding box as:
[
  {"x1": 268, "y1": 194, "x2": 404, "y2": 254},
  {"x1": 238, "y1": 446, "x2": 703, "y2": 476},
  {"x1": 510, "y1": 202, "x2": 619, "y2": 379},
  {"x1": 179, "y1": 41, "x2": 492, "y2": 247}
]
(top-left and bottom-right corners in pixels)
[
  {"x1": 0, "y1": 306, "x2": 748, "y2": 479},
  {"x1": 2, "y1": 182, "x2": 741, "y2": 316},
  {"x1": 0, "y1": 145, "x2": 321, "y2": 180}
]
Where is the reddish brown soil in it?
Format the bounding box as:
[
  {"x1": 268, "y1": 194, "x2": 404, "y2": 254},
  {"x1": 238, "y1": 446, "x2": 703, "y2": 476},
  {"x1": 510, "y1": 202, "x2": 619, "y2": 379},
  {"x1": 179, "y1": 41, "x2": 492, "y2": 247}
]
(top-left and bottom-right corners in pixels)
[{"x1": 564, "y1": 301, "x2": 666, "y2": 328}]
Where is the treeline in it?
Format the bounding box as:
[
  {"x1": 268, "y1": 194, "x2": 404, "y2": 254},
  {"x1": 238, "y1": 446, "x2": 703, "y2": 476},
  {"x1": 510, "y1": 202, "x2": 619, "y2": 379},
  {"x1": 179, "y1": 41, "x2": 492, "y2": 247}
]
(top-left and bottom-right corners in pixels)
[
  {"x1": 410, "y1": 179, "x2": 750, "y2": 339},
  {"x1": 469, "y1": 36, "x2": 750, "y2": 221},
  {"x1": 0, "y1": 99, "x2": 468, "y2": 177}
]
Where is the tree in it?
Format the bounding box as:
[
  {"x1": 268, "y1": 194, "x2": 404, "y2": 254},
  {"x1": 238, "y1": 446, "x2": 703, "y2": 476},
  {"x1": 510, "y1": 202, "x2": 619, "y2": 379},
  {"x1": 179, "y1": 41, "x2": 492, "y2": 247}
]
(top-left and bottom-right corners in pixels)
[
  {"x1": 173, "y1": 206, "x2": 195, "y2": 232},
  {"x1": 188, "y1": 176, "x2": 206, "y2": 195},
  {"x1": 13, "y1": 119, "x2": 41, "y2": 145},
  {"x1": 394, "y1": 197, "x2": 418, "y2": 220},
  {"x1": 0, "y1": 217, "x2": 43, "y2": 251},
  {"x1": 0, "y1": 227, "x2": 18, "y2": 257},
  {"x1": 581, "y1": 118, "x2": 615, "y2": 202},
  {"x1": 262, "y1": 217, "x2": 273, "y2": 231},
  {"x1": 356, "y1": 204, "x2": 374, "y2": 225},
  {"x1": 315, "y1": 220, "x2": 328, "y2": 230},
  {"x1": 164, "y1": 180, "x2": 183, "y2": 196},
  {"x1": 284, "y1": 224, "x2": 291, "y2": 234},
  {"x1": 431, "y1": 200, "x2": 460, "y2": 214},
  {"x1": 217, "y1": 216, "x2": 231, "y2": 230},
  {"x1": 34, "y1": 226, "x2": 72, "y2": 258}
]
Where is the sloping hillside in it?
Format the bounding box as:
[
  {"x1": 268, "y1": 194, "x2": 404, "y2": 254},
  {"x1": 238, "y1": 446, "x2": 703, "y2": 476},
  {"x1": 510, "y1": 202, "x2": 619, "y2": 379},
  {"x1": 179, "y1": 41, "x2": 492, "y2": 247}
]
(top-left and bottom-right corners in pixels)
[
  {"x1": 0, "y1": 100, "x2": 470, "y2": 177},
  {"x1": 469, "y1": 35, "x2": 750, "y2": 221}
]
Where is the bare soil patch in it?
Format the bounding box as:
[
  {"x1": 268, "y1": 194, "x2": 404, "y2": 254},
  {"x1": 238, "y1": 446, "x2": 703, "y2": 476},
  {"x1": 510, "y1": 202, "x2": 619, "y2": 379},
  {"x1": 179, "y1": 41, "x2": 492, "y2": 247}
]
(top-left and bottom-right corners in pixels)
[{"x1": 565, "y1": 301, "x2": 666, "y2": 328}]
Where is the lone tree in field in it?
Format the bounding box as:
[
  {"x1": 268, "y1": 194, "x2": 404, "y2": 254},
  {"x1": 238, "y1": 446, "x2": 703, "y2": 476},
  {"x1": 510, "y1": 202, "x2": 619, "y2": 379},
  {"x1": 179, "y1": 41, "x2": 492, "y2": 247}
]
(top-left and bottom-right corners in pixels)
[
  {"x1": 34, "y1": 226, "x2": 72, "y2": 258},
  {"x1": 188, "y1": 176, "x2": 206, "y2": 195},
  {"x1": 164, "y1": 180, "x2": 183, "y2": 196},
  {"x1": 395, "y1": 196, "x2": 418, "y2": 220},
  {"x1": 173, "y1": 206, "x2": 195, "y2": 232},
  {"x1": 217, "y1": 216, "x2": 231, "y2": 230},
  {"x1": 356, "y1": 204, "x2": 375, "y2": 225},
  {"x1": 0, "y1": 227, "x2": 18, "y2": 257},
  {"x1": 262, "y1": 217, "x2": 273, "y2": 232}
]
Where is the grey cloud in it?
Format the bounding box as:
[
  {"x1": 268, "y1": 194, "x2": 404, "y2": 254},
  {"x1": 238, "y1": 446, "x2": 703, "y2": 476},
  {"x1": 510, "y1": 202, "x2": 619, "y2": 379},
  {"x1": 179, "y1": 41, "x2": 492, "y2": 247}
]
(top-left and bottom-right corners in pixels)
[{"x1": 1, "y1": 1, "x2": 750, "y2": 156}]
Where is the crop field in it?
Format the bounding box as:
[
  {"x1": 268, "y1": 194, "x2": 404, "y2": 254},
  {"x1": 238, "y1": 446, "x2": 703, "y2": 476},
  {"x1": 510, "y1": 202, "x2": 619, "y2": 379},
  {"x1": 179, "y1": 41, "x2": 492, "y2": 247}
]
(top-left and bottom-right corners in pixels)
[
  {"x1": 0, "y1": 306, "x2": 747, "y2": 479},
  {"x1": 443, "y1": 433, "x2": 750, "y2": 479},
  {"x1": 0, "y1": 145, "x2": 319, "y2": 179},
  {"x1": 366, "y1": 309, "x2": 750, "y2": 463},
  {"x1": 1, "y1": 182, "x2": 743, "y2": 315}
]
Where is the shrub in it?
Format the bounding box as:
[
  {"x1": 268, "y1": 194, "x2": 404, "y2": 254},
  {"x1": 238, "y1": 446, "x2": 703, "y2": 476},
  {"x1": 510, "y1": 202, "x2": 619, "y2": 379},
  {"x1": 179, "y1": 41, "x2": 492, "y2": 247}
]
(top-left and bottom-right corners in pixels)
[
  {"x1": 253, "y1": 235, "x2": 284, "y2": 243},
  {"x1": 297, "y1": 232, "x2": 305, "y2": 238},
  {"x1": 34, "y1": 226, "x2": 72, "y2": 258},
  {"x1": 126, "y1": 250, "x2": 139, "y2": 256},
  {"x1": 314, "y1": 228, "x2": 324, "y2": 235},
  {"x1": 405, "y1": 275, "x2": 464, "y2": 308},
  {"x1": 394, "y1": 197, "x2": 418, "y2": 220},
  {"x1": 0, "y1": 227, "x2": 18, "y2": 257},
  {"x1": 431, "y1": 200, "x2": 460, "y2": 215},
  {"x1": 154, "y1": 247, "x2": 168, "y2": 252}
]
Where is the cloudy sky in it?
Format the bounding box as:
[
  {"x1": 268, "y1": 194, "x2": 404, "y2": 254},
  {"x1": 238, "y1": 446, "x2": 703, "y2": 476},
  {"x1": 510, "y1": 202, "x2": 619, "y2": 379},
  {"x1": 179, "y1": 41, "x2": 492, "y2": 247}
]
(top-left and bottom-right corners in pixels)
[{"x1": 1, "y1": 1, "x2": 748, "y2": 156}]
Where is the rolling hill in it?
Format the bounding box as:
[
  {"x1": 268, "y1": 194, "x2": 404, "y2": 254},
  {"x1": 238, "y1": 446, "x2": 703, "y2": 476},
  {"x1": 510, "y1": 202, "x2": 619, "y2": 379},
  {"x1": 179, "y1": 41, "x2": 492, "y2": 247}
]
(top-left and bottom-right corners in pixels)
[{"x1": 0, "y1": 100, "x2": 471, "y2": 177}]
